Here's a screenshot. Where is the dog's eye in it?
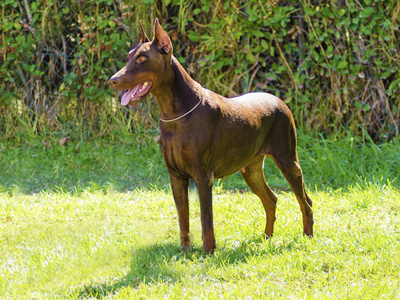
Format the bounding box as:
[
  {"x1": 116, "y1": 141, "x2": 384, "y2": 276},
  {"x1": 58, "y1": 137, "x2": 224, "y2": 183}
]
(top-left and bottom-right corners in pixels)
[{"x1": 137, "y1": 56, "x2": 147, "y2": 64}]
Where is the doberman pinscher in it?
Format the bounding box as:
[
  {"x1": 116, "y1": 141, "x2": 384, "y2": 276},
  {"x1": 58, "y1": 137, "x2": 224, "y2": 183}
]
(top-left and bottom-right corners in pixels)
[{"x1": 109, "y1": 19, "x2": 314, "y2": 253}]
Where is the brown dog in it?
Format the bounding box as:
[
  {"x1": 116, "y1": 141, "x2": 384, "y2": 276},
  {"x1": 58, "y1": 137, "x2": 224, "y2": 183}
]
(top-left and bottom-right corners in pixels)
[{"x1": 109, "y1": 19, "x2": 313, "y2": 253}]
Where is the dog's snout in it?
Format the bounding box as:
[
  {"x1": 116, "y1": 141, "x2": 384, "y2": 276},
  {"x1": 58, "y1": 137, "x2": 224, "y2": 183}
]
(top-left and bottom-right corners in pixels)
[{"x1": 109, "y1": 77, "x2": 120, "y2": 88}]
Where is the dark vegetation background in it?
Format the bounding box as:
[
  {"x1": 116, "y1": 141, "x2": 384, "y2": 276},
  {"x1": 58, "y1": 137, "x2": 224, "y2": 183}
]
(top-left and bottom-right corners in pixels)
[{"x1": 1, "y1": 0, "x2": 399, "y2": 142}]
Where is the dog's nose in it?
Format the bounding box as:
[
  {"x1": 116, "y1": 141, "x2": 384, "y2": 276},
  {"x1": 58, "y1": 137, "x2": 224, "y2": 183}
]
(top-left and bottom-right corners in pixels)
[{"x1": 109, "y1": 77, "x2": 120, "y2": 88}]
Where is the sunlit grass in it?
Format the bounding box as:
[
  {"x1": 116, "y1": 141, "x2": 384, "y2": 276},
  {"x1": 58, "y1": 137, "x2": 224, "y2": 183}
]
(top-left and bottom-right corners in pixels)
[
  {"x1": 0, "y1": 133, "x2": 399, "y2": 298},
  {"x1": 1, "y1": 184, "x2": 399, "y2": 299}
]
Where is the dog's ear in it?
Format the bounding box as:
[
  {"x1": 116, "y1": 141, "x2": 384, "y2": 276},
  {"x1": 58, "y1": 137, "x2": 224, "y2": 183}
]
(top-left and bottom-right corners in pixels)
[
  {"x1": 139, "y1": 21, "x2": 150, "y2": 43},
  {"x1": 152, "y1": 18, "x2": 172, "y2": 54}
]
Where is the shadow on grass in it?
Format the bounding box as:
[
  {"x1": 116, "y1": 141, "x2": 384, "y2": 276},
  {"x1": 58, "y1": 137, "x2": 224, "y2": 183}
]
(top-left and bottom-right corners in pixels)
[
  {"x1": 74, "y1": 235, "x2": 301, "y2": 299},
  {"x1": 2, "y1": 134, "x2": 399, "y2": 195},
  {"x1": 75, "y1": 242, "x2": 198, "y2": 298},
  {"x1": 75, "y1": 243, "x2": 181, "y2": 298}
]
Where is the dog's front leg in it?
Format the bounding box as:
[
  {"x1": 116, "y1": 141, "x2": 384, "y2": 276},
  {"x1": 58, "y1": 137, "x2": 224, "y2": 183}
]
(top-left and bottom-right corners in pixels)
[
  {"x1": 195, "y1": 175, "x2": 216, "y2": 254},
  {"x1": 169, "y1": 173, "x2": 190, "y2": 251}
]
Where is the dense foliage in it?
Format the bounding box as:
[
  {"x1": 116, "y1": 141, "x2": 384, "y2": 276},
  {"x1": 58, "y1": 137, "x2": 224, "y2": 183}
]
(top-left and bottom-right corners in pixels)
[{"x1": 1, "y1": 0, "x2": 399, "y2": 141}]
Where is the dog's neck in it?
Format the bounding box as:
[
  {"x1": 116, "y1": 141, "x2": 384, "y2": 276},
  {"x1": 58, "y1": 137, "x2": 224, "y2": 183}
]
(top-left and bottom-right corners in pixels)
[{"x1": 152, "y1": 56, "x2": 203, "y2": 122}]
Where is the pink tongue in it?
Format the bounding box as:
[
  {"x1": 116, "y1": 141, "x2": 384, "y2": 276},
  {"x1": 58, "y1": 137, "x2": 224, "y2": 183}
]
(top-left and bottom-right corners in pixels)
[
  {"x1": 120, "y1": 82, "x2": 152, "y2": 106},
  {"x1": 121, "y1": 88, "x2": 137, "y2": 106}
]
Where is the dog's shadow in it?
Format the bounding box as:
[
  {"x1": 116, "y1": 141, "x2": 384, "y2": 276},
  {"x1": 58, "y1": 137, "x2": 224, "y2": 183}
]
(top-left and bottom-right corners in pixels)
[{"x1": 75, "y1": 236, "x2": 279, "y2": 298}]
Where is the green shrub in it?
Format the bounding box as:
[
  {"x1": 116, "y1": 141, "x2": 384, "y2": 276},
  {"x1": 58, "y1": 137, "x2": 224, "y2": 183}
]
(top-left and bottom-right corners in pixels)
[{"x1": 1, "y1": 0, "x2": 399, "y2": 141}]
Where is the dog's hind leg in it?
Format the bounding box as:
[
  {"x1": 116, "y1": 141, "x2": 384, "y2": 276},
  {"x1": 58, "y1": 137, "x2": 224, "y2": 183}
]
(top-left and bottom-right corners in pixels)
[
  {"x1": 267, "y1": 124, "x2": 314, "y2": 237},
  {"x1": 273, "y1": 155, "x2": 314, "y2": 236},
  {"x1": 241, "y1": 155, "x2": 278, "y2": 238}
]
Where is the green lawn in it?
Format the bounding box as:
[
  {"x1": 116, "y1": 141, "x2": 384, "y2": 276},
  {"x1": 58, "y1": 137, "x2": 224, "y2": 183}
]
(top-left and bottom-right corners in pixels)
[{"x1": 1, "y1": 133, "x2": 399, "y2": 299}]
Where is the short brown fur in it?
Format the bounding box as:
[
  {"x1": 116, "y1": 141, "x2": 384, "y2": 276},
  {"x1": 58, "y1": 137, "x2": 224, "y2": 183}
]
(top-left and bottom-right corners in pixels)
[{"x1": 109, "y1": 19, "x2": 314, "y2": 253}]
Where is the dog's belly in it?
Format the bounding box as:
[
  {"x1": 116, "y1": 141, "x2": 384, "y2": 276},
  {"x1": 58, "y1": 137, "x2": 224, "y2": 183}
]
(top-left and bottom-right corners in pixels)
[
  {"x1": 163, "y1": 123, "x2": 270, "y2": 179},
  {"x1": 207, "y1": 116, "x2": 277, "y2": 178},
  {"x1": 211, "y1": 158, "x2": 253, "y2": 179},
  {"x1": 161, "y1": 136, "x2": 262, "y2": 180},
  {"x1": 207, "y1": 137, "x2": 266, "y2": 179}
]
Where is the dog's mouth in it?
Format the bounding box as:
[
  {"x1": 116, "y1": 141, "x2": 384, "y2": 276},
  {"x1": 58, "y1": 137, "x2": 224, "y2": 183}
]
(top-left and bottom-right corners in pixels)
[{"x1": 121, "y1": 81, "x2": 152, "y2": 106}]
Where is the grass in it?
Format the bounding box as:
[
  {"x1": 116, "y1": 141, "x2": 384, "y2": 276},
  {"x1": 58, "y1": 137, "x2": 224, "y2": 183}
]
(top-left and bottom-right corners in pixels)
[
  {"x1": 0, "y1": 132, "x2": 399, "y2": 299},
  {"x1": 0, "y1": 130, "x2": 168, "y2": 194}
]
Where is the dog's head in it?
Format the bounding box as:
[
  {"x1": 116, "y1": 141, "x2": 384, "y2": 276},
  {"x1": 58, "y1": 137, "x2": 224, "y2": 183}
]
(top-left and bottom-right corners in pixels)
[{"x1": 109, "y1": 19, "x2": 173, "y2": 106}]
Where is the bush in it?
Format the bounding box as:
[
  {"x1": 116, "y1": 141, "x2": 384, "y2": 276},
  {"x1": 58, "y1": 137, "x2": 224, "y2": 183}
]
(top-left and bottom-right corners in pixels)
[{"x1": 1, "y1": 0, "x2": 399, "y2": 141}]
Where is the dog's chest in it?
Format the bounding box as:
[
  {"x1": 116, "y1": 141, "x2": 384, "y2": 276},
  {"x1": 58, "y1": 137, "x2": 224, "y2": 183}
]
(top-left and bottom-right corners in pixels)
[{"x1": 159, "y1": 132, "x2": 202, "y2": 175}]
